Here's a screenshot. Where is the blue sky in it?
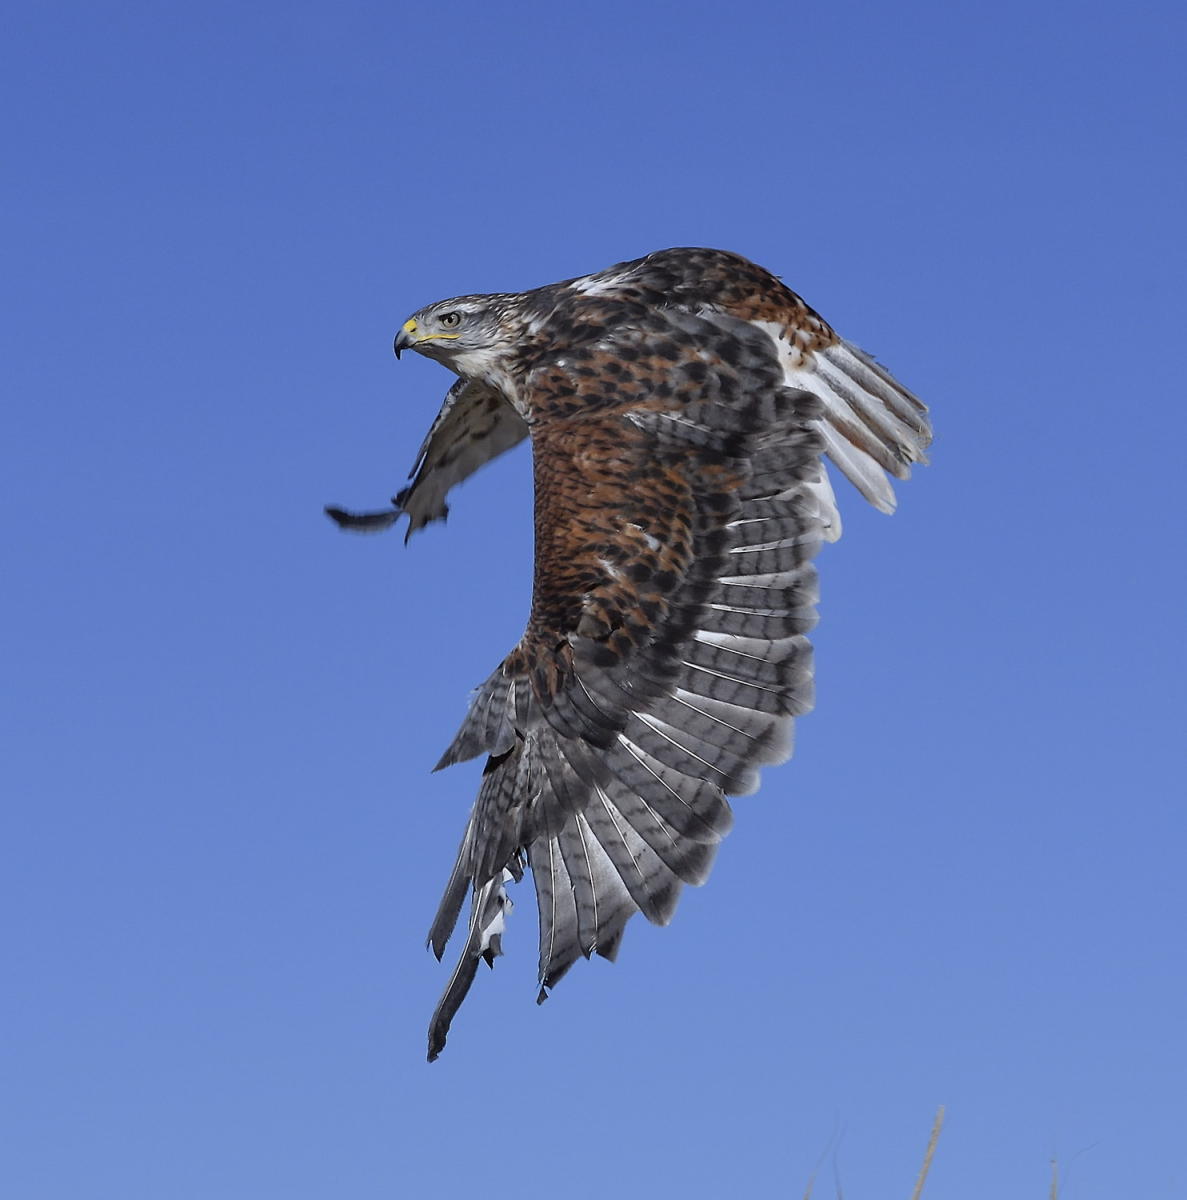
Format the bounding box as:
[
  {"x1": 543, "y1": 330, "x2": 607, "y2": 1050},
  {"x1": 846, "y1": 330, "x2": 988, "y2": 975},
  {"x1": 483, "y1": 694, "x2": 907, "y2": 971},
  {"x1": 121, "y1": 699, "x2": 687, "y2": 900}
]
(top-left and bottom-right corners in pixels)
[{"x1": 4, "y1": 1, "x2": 1185, "y2": 1196}]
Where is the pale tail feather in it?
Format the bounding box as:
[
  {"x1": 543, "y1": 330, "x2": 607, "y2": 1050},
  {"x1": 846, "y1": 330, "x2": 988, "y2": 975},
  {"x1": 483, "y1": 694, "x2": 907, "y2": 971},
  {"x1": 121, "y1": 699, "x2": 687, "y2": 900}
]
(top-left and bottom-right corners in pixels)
[
  {"x1": 752, "y1": 324, "x2": 931, "y2": 515},
  {"x1": 810, "y1": 339, "x2": 930, "y2": 512}
]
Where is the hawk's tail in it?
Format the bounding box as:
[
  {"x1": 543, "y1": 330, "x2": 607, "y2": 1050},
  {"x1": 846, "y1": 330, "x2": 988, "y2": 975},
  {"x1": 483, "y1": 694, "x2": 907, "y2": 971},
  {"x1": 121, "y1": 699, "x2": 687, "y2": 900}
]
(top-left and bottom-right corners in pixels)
[{"x1": 764, "y1": 332, "x2": 931, "y2": 516}]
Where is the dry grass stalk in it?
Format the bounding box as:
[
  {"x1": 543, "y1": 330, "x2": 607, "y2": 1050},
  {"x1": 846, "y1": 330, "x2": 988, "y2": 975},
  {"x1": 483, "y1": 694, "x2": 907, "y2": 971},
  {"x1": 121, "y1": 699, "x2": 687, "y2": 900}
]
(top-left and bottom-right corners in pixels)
[{"x1": 908, "y1": 1105, "x2": 945, "y2": 1200}]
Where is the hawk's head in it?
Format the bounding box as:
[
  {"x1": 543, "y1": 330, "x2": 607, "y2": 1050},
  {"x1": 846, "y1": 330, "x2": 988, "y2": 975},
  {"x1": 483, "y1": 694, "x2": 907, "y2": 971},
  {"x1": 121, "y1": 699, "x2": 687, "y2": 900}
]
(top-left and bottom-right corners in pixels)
[{"x1": 394, "y1": 294, "x2": 518, "y2": 379}]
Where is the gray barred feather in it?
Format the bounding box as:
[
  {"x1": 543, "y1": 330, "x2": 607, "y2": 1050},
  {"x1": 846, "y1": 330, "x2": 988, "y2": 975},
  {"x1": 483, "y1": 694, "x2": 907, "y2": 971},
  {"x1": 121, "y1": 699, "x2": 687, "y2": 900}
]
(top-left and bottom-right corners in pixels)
[
  {"x1": 558, "y1": 815, "x2": 636, "y2": 962},
  {"x1": 434, "y1": 666, "x2": 516, "y2": 770},
  {"x1": 528, "y1": 836, "x2": 581, "y2": 992},
  {"x1": 682, "y1": 602, "x2": 812, "y2": 642},
  {"x1": 586, "y1": 761, "x2": 719, "y2": 886},
  {"x1": 581, "y1": 789, "x2": 684, "y2": 926},
  {"x1": 605, "y1": 722, "x2": 737, "y2": 841}
]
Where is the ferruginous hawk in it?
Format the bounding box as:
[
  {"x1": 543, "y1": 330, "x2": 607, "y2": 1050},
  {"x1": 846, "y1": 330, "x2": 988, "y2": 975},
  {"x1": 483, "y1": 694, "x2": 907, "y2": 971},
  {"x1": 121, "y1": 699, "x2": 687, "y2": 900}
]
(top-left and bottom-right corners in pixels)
[{"x1": 327, "y1": 247, "x2": 931, "y2": 1060}]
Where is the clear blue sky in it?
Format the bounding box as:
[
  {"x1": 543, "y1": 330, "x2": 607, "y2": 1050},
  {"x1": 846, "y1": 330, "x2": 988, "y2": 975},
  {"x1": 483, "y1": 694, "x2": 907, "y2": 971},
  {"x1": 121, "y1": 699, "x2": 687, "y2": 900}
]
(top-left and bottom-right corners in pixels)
[{"x1": 4, "y1": 2, "x2": 1185, "y2": 1197}]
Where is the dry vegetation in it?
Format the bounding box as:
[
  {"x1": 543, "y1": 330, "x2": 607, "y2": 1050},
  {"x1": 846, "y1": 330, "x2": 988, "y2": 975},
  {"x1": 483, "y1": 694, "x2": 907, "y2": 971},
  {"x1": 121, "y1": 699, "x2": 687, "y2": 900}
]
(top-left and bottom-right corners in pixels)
[
  {"x1": 800, "y1": 1108, "x2": 1064, "y2": 1199},
  {"x1": 801, "y1": 1107, "x2": 945, "y2": 1200}
]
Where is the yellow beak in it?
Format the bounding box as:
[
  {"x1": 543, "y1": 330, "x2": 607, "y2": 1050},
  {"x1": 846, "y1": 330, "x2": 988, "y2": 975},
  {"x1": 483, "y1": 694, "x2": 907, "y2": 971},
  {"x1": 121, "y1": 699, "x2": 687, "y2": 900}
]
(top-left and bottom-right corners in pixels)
[{"x1": 393, "y1": 319, "x2": 419, "y2": 359}]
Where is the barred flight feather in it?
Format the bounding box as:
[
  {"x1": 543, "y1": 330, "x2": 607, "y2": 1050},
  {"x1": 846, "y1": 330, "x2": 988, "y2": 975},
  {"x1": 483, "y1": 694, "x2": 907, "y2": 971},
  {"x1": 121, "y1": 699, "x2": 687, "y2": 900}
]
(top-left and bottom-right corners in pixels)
[
  {"x1": 603, "y1": 733, "x2": 733, "y2": 843},
  {"x1": 578, "y1": 793, "x2": 681, "y2": 930}
]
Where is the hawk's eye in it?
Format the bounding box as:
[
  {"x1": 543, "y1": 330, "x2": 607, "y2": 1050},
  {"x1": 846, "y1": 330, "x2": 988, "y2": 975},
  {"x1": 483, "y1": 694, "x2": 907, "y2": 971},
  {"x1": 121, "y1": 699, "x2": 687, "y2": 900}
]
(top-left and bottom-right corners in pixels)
[{"x1": 439, "y1": 311, "x2": 463, "y2": 329}]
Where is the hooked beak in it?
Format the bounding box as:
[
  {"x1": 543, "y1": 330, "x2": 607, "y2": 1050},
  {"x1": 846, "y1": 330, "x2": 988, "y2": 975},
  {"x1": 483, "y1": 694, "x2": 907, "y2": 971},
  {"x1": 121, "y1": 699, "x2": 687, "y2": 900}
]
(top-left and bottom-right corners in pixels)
[{"x1": 393, "y1": 319, "x2": 418, "y2": 359}]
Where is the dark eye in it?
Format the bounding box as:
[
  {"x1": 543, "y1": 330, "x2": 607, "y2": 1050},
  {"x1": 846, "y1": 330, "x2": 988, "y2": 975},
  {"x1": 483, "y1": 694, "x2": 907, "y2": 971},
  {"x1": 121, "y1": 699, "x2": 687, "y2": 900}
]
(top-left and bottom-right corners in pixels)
[{"x1": 439, "y1": 311, "x2": 462, "y2": 329}]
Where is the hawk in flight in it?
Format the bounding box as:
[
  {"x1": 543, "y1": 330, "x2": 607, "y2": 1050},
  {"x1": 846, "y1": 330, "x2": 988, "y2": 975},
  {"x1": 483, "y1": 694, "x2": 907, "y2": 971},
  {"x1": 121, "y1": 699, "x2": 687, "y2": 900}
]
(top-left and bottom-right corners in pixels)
[{"x1": 328, "y1": 248, "x2": 931, "y2": 1060}]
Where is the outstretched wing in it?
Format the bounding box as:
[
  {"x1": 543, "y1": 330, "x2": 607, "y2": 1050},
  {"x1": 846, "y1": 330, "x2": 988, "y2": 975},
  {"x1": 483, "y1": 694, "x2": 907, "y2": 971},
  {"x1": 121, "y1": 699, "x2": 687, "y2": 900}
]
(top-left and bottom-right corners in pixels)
[
  {"x1": 326, "y1": 378, "x2": 526, "y2": 539},
  {"x1": 426, "y1": 308, "x2": 847, "y2": 1059}
]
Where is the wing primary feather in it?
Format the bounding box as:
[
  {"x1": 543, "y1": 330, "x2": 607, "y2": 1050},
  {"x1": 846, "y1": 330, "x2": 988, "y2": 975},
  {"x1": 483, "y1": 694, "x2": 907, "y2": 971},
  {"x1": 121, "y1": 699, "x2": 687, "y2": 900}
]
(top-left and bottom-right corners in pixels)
[{"x1": 426, "y1": 820, "x2": 472, "y2": 961}]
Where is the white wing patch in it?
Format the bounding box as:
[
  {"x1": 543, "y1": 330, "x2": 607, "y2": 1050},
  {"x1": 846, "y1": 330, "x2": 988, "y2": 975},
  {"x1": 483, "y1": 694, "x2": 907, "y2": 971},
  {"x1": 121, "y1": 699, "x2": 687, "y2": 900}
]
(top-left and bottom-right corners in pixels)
[{"x1": 567, "y1": 274, "x2": 628, "y2": 297}]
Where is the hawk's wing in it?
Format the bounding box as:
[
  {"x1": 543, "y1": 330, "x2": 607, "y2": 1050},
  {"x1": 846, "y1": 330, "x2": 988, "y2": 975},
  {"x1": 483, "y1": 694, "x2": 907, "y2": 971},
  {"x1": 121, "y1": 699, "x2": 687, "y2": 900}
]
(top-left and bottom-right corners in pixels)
[
  {"x1": 326, "y1": 378, "x2": 526, "y2": 539},
  {"x1": 425, "y1": 307, "x2": 896, "y2": 1059}
]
